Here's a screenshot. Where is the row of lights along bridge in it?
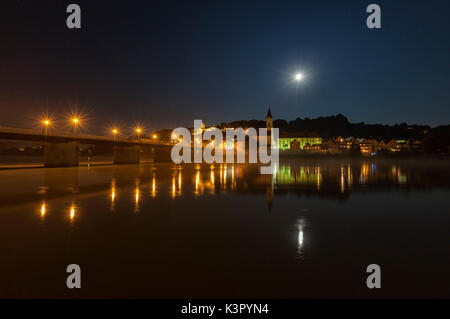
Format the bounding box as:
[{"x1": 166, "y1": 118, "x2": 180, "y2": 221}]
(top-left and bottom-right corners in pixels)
[{"x1": 40, "y1": 117, "x2": 157, "y2": 141}]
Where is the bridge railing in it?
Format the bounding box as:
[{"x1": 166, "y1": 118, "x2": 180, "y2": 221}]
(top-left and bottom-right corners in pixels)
[{"x1": 0, "y1": 125, "x2": 170, "y2": 145}]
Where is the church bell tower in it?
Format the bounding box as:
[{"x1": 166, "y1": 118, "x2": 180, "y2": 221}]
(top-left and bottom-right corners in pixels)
[{"x1": 266, "y1": 107, "x2": 273, "y2": 131}]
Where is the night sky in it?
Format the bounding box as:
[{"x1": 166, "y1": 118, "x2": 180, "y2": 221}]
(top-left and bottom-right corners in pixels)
[{"x1": 0, "y1": 0, "x2": 449, "y2": 134}]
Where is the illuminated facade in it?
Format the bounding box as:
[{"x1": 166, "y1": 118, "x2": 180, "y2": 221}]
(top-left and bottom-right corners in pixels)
[
  {"x1": 265, "y1": 108, "x2": 322, "y2": 150},
  {"x1": 277, "y1": 136, "x2": 322, "y2": 150}
]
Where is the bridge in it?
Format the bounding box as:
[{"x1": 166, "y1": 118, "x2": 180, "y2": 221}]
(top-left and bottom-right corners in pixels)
[{"x1": 0, "y1": 126, "x2": 173, "y2": 167}]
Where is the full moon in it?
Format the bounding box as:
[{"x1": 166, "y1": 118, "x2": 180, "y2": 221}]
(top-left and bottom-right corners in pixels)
[{"x1": 294, "y1": 73, "x2": 304, "y2": 81}]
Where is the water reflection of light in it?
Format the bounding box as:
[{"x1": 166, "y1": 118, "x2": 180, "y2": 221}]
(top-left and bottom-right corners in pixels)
[
  {"x1": 172, "y1": 176, "x2": 176, "y2": 198},
  {"x1": 134, "y1": 186, "x2": 140, "y2": 212},
  {"x1": 40, "y1": 202, "x2": 46, "y2": 218},
  {"x1": 398, "y1": 169, "x2": 407, "y2": 184},
  {"x1": 152, "y1": 175, "x2": 156, "y2": 197},
  {"x1": 231, "y1": 165, "x2": 235, "y2": 189},
  {"x1": 277, "y1": 165, "x2": 324, "y2": 188},
  {"x1": 178, "y1": 171, "x2": 182, "y2": 189},
  {"x1": 316, "y1": 166, "x2": 321, "y2": 190},
  {"x1": 223, "y1": 165, "x2": 227, "y2": 186},
  {"x1": 69, "y1": 205, "x2": 76, "y2": 221},
  {"x1": 210, "y1": 169, "x2": 215, "y2": 193},
  {"x1": 391, "y1": 165, "x2": 397, "y2": 175},
  {"x1": 298, "y1": 228, "x2": 304, "y2": 247},
  {"x1": 340, "y1": 165, "x2": 345, "y2": 193},
  {"x1": 110, "y1": 179, "x2": 116, "y2": 211},
  {"x1": 360, "y1": 163, "x2": 370, "y2": 184},
  {"x1": 361, "y1": 163, "x2": 369, "y2": 175},
  {"x1": 194, "y1": 170, "x2": 200, "y2": 195},
  {"x1": 347, "y1": 164, "x2": 352, "y2": 187},
  {"x1": 296, "y1": 218, "x2": 306, "y2": 258}
]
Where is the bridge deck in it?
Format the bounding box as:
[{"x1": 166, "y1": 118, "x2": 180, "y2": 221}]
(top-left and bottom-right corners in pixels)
[{"x1": 0, "y1": 126, "x2": 169, "y2": 146}]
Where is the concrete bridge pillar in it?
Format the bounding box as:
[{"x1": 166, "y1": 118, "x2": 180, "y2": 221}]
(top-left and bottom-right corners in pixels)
[
  {"x1": 152, "y1": 145, "x2": 173, "y2": 163},
  {"x1": 44, "y1": 141, "x2": 79, "y2": 167},
  {"x1": 113, "y1": 145, "x2": 141, "y2": 164}
]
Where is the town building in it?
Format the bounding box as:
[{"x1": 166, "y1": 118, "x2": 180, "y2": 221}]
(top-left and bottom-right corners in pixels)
[
  {"x1": 277, "y1": 134, "x2": 322, "y2": 150},
  {"x1": 267, "y1": 108, "x2": 322, "y2": 150}
]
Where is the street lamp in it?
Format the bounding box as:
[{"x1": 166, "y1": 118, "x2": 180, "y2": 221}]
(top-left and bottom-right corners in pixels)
[
  {"x1": 42, "y1": 119, "x2": 50, "y2": 136},
  {"x1": 40, "y1": 118, "x2": 51, "y2": 153},
  {"x1": 136, "y1": 127, "x2": 142, "y2": 140},
  {"x1": 112, "y1": 128, "x2": 118, "y2": 143},
  {"x1": 72, "y1": 118, "x2": 79, "y2": 137}
]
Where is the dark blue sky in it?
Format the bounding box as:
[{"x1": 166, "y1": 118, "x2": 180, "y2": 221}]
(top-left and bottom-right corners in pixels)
[{"x1": 0, "y1": 0, "x2": 449, "y2": 133}]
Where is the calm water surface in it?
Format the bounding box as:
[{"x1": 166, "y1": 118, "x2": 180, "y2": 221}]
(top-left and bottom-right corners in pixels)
[{"x1": 0, "y1": 158, "x2": 449, "y2": 298}]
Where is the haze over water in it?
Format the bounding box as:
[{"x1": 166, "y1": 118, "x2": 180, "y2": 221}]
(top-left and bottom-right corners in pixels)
[{"x1": 0, "y1": 158, "x2": 449, "y2": 298}]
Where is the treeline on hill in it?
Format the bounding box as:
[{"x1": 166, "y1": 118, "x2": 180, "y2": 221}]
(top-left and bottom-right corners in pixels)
[{"x1": 217, "y1": 114, "x2": 430, "y2": 139}]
